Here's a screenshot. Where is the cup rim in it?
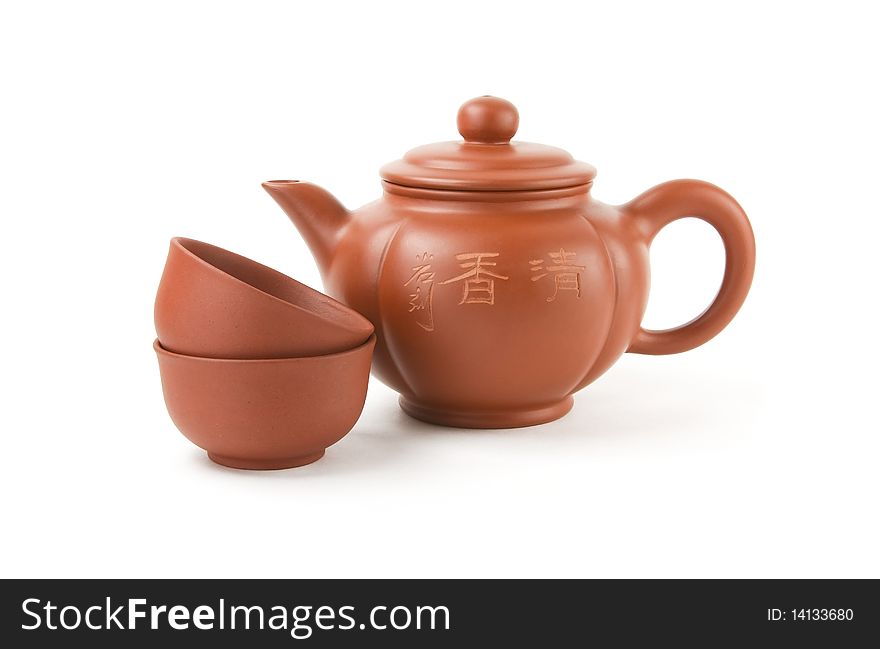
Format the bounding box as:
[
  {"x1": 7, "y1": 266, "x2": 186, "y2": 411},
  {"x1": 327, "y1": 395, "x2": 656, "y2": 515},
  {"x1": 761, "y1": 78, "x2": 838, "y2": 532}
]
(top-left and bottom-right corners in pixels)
[
  {"x1": 154, "y1": 334, "x2": 376, "y2": 364},
  {"x1": 169, "y1": 237, "x2": 374, "y2": 336}
]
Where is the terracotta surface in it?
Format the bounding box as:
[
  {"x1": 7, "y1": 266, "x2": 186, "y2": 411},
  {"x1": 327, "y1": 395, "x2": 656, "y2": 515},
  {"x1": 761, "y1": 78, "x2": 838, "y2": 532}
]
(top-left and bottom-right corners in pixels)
[
  {"x1": 264, "y1": 96, "x2": 755, "y2": 428},
  {"x1": 154, "y1": 335, "x2": 376, "y2": 469},
  {"x1": 155, "y1": 237, "x2": 374, "y2": 359}
]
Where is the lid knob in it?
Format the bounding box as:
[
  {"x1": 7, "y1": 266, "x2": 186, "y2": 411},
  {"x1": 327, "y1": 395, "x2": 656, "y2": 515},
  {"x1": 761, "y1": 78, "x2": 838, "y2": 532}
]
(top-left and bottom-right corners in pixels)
[{"x1": 457, "y1": 96, "x2": 519, "y2": 144}]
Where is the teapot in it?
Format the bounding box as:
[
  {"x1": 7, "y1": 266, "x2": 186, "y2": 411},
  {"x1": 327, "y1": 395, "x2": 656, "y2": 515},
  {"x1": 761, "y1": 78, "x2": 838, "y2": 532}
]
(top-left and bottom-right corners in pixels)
[{"x1": 263, "y1": 96, "x2": 755, "y2": 428}]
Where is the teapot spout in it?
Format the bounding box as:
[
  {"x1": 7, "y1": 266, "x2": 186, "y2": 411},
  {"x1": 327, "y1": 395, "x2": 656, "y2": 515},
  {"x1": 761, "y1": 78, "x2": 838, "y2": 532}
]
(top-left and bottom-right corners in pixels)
[{"x1": 262, "y1": 180, "x2": 349, "y2": 275}]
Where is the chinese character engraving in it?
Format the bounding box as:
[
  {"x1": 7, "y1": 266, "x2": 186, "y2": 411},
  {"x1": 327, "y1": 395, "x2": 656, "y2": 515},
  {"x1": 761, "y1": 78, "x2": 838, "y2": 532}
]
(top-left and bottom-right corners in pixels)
[
  {"x1": 440, "y1": 252, "x2": 509, "y2": 305},
  {"x1": 529, "y1": 248, "x2": 585, "y2": 302},
  {"x1": 404, "y1": 252, "x2": 436, "y2": 331}
]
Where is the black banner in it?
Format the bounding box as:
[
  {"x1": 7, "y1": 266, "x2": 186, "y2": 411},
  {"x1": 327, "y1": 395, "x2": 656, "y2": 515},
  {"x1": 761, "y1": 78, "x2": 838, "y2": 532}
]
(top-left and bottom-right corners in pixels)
[{"x1": 1, "y1": 579, "x2": 875, "y2": 646}]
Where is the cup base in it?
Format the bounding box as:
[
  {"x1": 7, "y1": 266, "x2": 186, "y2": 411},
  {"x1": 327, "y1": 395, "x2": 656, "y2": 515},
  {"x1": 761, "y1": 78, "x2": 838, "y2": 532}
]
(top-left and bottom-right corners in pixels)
[
  {"x1": 207, "y1": 450, "x2": 325, "y2": 470},
  {"x1": 399, "y1": 396, "x2": 574, "y2": 429}
]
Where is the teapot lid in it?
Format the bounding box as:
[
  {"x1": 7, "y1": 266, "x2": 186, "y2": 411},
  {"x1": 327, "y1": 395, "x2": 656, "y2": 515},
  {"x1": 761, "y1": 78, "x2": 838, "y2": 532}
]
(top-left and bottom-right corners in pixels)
[{"x1": 380, "y1": 96, "x2": 596, "y2": 192}]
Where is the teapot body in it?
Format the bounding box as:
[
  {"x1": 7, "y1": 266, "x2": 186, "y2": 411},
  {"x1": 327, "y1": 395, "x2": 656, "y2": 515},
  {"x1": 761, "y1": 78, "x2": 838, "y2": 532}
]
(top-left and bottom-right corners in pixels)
[{"x1": 323, "y1": 185, "x2": 647, "y2": 428}]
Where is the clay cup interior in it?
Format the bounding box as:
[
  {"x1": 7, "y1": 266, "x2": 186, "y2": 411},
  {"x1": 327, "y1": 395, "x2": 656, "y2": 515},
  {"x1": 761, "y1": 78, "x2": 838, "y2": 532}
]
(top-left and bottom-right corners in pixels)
[
  {"x1": 154, "y1": 334, "x2": 376, "y2": 469},
  {"x1": 154, "y1": 237, "x2": 374, "y2": 359}
]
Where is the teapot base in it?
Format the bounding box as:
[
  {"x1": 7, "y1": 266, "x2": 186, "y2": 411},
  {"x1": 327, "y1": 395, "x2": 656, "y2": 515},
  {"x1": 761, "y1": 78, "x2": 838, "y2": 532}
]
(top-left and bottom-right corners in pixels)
[{"x1": 399, "y1": 396, "x2": 573, "y2": 429}]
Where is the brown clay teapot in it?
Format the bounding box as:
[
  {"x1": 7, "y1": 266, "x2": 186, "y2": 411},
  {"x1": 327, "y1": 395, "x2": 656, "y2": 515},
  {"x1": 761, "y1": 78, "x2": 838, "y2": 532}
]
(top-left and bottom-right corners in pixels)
[{"x1": 263, "y1": 96, "x2": 755, "y2": 428}]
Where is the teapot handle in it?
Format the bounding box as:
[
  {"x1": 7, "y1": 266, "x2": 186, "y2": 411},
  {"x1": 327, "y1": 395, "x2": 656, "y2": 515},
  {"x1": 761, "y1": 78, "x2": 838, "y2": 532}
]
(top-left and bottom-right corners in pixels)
[{"x1": 624, "y1": 179, "x2": 755, "y2": 355}]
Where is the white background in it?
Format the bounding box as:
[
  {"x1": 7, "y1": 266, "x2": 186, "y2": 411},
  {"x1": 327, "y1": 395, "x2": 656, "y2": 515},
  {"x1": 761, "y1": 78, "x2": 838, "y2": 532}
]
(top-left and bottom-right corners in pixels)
[{"x1": 1, "y1": 1, "x2": 878, "y2": 578}]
